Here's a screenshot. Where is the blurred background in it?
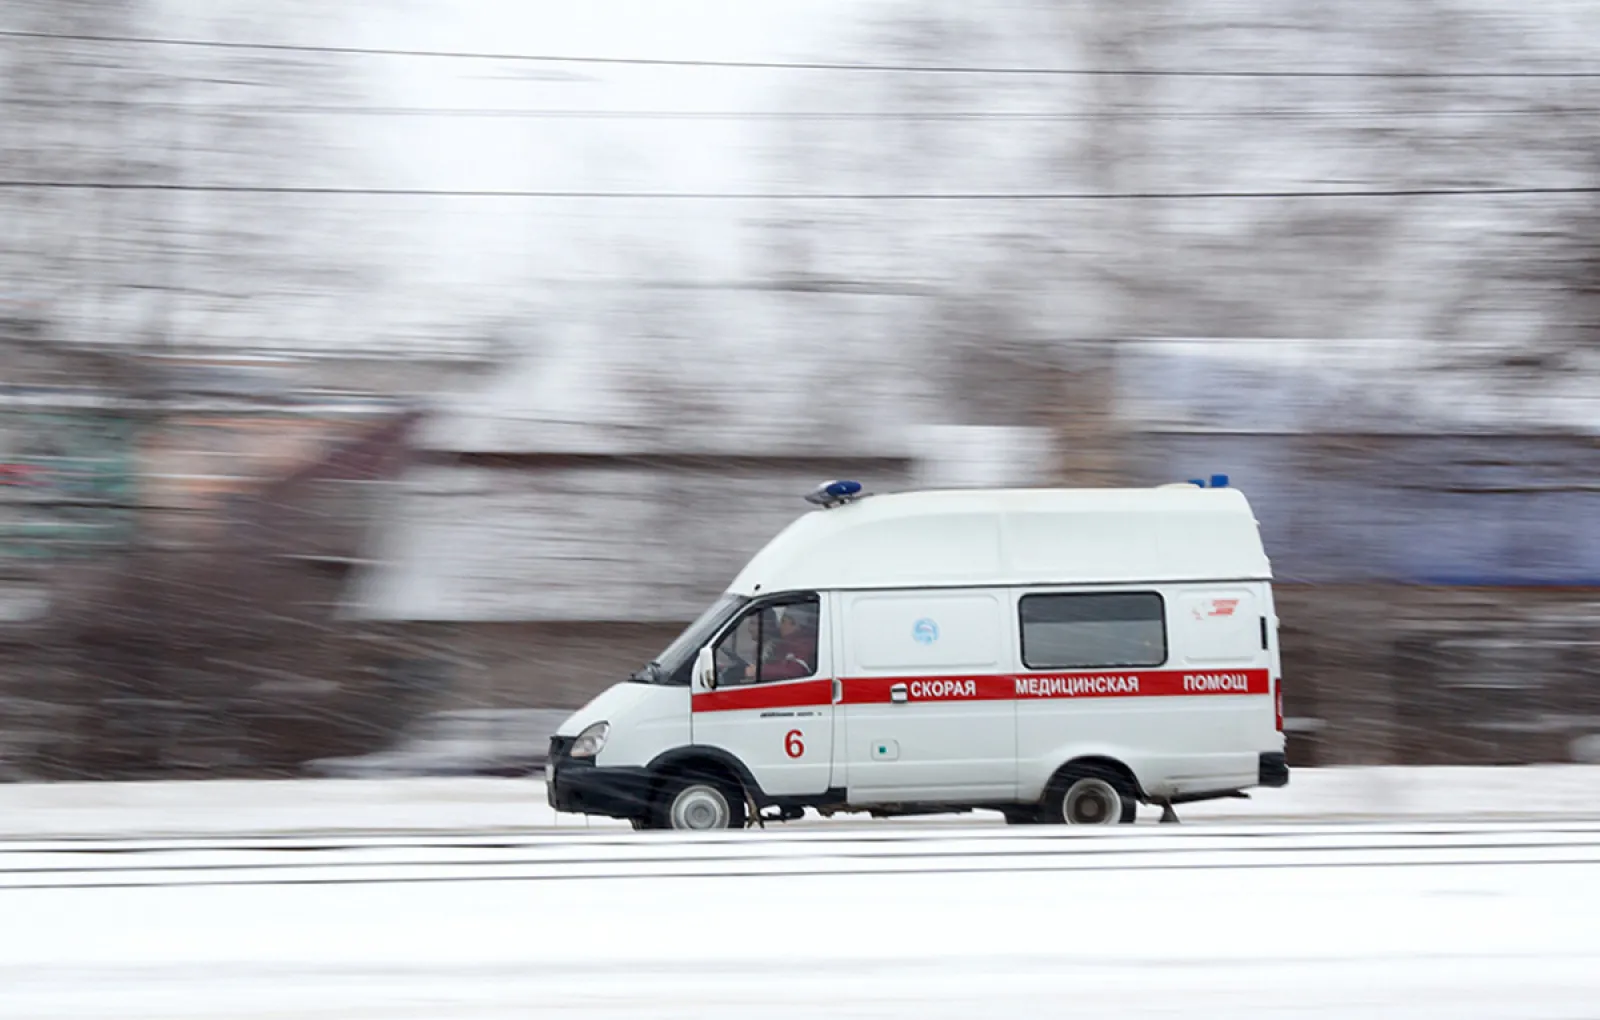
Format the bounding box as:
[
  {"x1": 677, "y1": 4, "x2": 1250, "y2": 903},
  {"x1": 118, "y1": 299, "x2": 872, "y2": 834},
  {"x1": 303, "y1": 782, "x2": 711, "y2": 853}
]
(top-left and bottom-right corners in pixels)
[{"x1": 2, "y1": 0, "x2": 1597, "y2": 782}]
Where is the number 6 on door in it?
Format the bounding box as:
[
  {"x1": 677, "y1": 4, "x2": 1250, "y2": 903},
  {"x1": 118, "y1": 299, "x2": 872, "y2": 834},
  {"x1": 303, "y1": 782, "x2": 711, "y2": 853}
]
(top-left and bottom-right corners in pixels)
[{"x1": 784, "y1": 729, "x2": 805, "y2": 758}]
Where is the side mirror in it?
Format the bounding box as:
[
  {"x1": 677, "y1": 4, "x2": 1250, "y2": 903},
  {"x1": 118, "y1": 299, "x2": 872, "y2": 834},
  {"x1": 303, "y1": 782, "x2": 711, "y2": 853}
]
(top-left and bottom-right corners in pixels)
[{"x1": 694, "y1": 646, "x2": 716, "y2": 690}]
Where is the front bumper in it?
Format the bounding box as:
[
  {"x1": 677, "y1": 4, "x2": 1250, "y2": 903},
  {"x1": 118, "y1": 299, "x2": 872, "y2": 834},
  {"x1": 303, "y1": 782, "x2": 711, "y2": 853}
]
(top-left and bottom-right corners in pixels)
[{"x1": 545, "y1": 738, "x2": 654, "y2": 820}]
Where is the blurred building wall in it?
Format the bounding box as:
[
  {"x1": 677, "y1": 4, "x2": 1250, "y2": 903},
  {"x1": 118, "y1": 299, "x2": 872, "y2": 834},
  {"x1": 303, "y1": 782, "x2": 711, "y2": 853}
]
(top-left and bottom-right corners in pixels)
[
  {"x1": 1116, "y1": 338, "x2": 1600, "y2": 766},
  {"x1": 343, "y1": 413, "x2": 1053, "y2": 708},
  {"x1": 340, "y1": 336, "x2": 1600, "y2": 769},
  {"x1": 0, "y1": 334, "x2": 436, "y2": 778}
]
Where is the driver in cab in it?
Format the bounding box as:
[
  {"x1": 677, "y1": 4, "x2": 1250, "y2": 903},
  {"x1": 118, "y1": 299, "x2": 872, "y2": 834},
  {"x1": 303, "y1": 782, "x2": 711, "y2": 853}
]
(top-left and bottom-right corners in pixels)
[{"x1": 742, "y1": 606, "x2": 816, "y2": 682}]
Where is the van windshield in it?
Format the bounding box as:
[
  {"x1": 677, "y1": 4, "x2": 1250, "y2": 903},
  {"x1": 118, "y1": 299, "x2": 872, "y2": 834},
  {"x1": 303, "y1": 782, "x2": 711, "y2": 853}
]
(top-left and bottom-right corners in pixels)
[{"x1": 631, "y1": 593, "x2": 749, "y2": 686}]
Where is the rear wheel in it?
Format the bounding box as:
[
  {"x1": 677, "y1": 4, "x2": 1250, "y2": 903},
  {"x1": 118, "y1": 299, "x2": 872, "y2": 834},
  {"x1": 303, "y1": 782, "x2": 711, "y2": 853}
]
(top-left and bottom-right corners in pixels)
[{"x1": 1041, "y1": 764, "x2": 1138, "y2": 825}]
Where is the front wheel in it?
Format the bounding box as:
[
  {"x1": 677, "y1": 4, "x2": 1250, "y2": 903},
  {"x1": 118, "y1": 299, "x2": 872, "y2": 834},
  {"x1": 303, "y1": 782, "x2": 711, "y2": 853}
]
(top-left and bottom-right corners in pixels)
[
  {"x1": 660, "y1": 778, "x2": 748, "y2": 831},
  {"x1": 1041, "y1": 765, "x2": 1138, "y2": 825}
]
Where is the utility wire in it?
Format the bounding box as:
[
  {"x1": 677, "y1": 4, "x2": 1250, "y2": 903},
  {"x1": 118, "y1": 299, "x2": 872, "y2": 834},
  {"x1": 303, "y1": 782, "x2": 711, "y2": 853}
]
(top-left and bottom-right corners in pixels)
[
  {"x1": 1, "y1": 182, "x2": 1596, "y2": 199},
  {"x1": 7, "y1": 101, "x2": 1600, "y2": 121},
  {"x1": 3, "y1": 28, "x2": 1600, "y2": 79}
]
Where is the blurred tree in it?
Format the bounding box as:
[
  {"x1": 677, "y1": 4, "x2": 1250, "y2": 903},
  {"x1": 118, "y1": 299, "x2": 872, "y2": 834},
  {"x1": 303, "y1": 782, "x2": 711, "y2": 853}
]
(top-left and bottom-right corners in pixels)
[
  {"x1": 1, "y1": 0, "x2": 144, "y2": 329},
  {"x1": 762, "y1": 0, "x2": 1600, "y2": 426},
  {"x1": 3, "y1": 0, "x2": 403, "y2": 777},
  {"x1": 1, "y1": 0, "x2": 380, "y2": 352},
  {"x1": 757, "y1": 0, "x2": 1099, "y2": 436}
]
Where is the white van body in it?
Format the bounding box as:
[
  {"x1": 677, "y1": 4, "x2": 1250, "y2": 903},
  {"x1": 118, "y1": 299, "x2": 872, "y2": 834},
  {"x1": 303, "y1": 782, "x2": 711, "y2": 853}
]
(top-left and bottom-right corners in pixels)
[{"x1": 547, "y1": 484, "x2": 1287, "y2": 829}]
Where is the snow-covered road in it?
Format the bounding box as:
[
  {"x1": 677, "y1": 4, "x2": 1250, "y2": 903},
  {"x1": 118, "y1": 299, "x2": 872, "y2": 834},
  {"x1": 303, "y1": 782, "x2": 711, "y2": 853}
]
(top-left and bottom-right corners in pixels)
[
  {"x1": 3, "y1": 765, "x2": 1599, "y2": 841},
  {"x1": 5, "y1": 821, "x2": 1600, "y2": 888},
  {"x1": 2, "y1": 769, "x2": 1597, "y2": 1017},
  {"x1": 3, "y1": 821, "x2": 1599, "y2": 1019}
]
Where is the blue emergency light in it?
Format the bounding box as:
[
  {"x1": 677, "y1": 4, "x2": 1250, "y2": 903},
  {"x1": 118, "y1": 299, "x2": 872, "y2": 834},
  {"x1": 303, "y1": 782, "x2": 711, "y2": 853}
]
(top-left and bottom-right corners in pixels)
[
  {"x1": 804, "y1": 479, "x2": 864, "y2": 508},
  {"x1": 1186, "y1": 474, "x2": 1230, "y2": 488}
]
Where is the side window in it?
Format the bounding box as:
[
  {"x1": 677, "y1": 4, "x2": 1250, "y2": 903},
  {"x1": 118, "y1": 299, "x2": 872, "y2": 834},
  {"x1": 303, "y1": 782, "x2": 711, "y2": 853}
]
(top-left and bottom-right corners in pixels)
[
  {"x1": 1019, "y1": 592, "x2": 1167, "y2": 670},
  {"x1": 712, "y1": 594, "x2": 821, "y2": 686},
  {"x1": 1173, "y1": 589, "x2": 1260, "y2": 665}
]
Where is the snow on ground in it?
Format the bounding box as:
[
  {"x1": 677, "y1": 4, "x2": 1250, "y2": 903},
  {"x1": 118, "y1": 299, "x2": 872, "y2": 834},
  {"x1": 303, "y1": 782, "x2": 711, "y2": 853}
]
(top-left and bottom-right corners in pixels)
[
  {"x1": 2, "y1": 826, "x2": 1598, "y2": 1018},
  {"x1": 2, "y1": 769, "x2": 1598, "y2": 1018},
  {"x1": 1, "y1": 765, "x2": 1598, "y2": 840}
]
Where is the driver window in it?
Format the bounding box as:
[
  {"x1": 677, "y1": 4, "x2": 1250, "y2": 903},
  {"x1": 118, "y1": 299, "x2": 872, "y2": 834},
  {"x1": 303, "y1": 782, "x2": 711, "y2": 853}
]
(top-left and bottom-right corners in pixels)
[{"x1": 712, "y1": 595, "x2": 821, "y2": 686}]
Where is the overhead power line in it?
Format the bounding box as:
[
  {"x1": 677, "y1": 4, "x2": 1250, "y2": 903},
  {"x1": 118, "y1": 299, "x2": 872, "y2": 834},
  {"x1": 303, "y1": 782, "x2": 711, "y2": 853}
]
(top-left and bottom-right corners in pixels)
[
  {"x1": 1, "y1": 182, "x2": 1596, "y2": 200},
  {"x1": 3, "y1": 28, "x2": 1600, "y2": 79},
  {"x1": 8, "y1": 100, "x2": 1600, "y2": 122}
]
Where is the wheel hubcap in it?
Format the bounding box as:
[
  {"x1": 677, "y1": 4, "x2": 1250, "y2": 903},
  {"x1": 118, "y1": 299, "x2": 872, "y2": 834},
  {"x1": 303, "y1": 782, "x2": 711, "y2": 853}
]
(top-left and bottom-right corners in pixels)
[
  {"x1": 672, "y1": 786, "x2": 729, "y2": 830},
  {"x1": 1065, "y1": 778, "x2": 1120, "y2": 824}
]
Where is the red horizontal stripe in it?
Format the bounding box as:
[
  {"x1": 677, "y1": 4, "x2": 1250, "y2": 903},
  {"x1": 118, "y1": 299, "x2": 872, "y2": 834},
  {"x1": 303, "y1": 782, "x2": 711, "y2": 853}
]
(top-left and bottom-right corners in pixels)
[
  {"x1": 1015, "y1": 668, "x2": 1270, "y2": 699},
  {"x1": 838, "y1": 675, "x2": 1013, "y2": 704},
  {"x1": 694, "y1": 669, "x2": 1269, "y2": 712},
  {"x1": 842, "y1": 669, "x2": 1270, "y2": 704},
  {"x1": 693, "y1": 678, "x2": 832, "y2": 713}
]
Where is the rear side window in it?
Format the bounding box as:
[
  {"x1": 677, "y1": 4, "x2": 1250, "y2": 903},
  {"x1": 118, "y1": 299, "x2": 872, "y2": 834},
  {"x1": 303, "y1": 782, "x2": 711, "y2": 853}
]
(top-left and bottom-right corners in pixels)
[{"x1": 1019, "y1": 592, "x2": 1167, "y2": 669}]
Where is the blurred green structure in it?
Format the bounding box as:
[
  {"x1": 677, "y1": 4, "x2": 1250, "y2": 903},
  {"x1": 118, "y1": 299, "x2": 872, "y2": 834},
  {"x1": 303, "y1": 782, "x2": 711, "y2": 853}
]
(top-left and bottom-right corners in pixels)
[{"x1": 0, "y1": 399, "x2": 140, "y2": 565}]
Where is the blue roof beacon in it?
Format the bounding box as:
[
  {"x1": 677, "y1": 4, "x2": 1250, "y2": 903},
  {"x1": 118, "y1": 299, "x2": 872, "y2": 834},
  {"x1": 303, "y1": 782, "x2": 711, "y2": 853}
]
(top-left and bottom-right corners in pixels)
[{"x1": 803, "y1": 479, "x2": 865, "y2": 508}]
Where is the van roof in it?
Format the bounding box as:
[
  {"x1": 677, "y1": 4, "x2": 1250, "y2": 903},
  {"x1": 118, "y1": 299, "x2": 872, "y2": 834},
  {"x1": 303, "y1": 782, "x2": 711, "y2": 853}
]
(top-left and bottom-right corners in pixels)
[{"x1": 727, "y1": 486, "x2": 1271, "y2": 594}]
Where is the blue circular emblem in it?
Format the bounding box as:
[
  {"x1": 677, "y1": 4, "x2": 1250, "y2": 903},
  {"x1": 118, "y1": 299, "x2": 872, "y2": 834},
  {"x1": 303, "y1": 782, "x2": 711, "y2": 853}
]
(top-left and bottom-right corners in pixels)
[{"x1": 912, "y1": 618, "x2": 939, "y2": 645}]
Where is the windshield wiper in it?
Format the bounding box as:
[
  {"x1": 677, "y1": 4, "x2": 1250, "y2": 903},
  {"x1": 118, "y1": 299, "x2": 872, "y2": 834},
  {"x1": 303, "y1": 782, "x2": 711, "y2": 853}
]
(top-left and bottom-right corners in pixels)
[{"x1": 628, "y1": 661, "x2": 663, "y2": 684}]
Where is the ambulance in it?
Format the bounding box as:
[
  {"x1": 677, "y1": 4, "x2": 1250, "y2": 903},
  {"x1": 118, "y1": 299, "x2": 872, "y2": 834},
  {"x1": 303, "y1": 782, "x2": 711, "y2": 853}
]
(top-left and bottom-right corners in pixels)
[{"x1": 546, "y1": 478, "x2": 1288, "y2": 829}]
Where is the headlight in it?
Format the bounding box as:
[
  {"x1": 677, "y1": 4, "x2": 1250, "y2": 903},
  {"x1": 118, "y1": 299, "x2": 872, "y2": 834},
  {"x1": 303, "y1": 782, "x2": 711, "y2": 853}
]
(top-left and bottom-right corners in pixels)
[{"x1": 570, "y1": 721, "x2": 609, "y2": 759}]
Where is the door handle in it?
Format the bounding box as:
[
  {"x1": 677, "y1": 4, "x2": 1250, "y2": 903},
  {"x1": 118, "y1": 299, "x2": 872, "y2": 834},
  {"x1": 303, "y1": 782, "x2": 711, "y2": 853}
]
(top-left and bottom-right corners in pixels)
[{"x1": 890, "y1": 683, "x2": 908, "y2": 704}]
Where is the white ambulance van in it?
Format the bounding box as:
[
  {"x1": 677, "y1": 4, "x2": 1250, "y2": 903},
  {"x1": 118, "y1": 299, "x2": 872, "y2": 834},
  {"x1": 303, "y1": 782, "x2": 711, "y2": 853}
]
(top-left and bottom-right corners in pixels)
[{"x1": 546, "y1": 479, "x2": 1287, "y2": 829}]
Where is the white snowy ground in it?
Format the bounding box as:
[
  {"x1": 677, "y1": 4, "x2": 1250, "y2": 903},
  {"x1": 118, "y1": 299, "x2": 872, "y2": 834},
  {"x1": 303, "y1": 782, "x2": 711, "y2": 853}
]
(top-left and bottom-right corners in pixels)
[
  {"x1": 2, "y1": 764, "x2": 1599, "y2": 839},
  {"x1": 1, "y1": 767, "x2": 1598, "y2": 1018}
]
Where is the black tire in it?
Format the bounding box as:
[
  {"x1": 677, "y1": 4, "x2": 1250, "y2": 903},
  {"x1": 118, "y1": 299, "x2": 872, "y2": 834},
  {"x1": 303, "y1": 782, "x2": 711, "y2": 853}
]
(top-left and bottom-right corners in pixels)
[
  {"x1": 655, "y1": 773, "x2": 748, "y2": 831},
  {"x1": 1041, "y1": 763, "x2": 1138, "y2": 825}
]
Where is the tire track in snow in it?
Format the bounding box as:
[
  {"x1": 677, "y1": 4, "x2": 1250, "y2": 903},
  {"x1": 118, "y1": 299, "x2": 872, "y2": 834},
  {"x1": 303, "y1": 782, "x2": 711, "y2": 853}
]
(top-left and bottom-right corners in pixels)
[{"x1": 2, "y1": 824, "x2": 1599, "y2": 890}]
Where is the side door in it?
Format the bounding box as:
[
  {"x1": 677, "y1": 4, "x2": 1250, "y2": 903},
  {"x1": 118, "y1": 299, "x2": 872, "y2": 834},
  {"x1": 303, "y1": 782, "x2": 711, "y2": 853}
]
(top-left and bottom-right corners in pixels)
[
  {"x1": 1168, "y1": 582, "x2": 1276, "y2": 750},
  {"x1": 838, "y1": 589, "x2": 1016, "y2": 804},
  {"x1": 691, "y1": 592, "x2": 836, "y2": 797}
]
